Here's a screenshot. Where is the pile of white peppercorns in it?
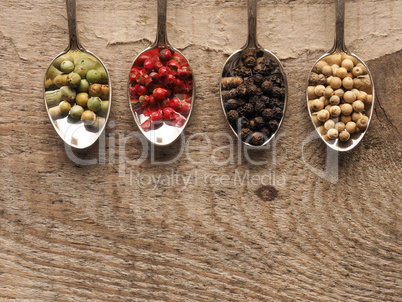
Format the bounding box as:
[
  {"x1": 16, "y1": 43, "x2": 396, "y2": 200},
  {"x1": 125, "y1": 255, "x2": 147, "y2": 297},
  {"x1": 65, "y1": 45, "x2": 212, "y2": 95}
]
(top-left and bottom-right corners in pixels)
[{"x1": 307, "y1": 53, "x2": 373, "y2": 142}]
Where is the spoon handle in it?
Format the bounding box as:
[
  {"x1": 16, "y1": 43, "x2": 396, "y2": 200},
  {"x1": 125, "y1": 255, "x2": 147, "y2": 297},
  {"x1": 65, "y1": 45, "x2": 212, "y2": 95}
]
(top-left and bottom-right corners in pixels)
[
  {"x1": 66, "y1": 0, "x2": 81, "y2": 50},
  {"x1": 333, "y1": 0, "x2": 347, "y2": 52},
  {"x1": 246, "y1": 0, "x2": 258, "y2": 49},
  {"x1": 156, "y1": 0, "x2": 168, "y2": 46}
]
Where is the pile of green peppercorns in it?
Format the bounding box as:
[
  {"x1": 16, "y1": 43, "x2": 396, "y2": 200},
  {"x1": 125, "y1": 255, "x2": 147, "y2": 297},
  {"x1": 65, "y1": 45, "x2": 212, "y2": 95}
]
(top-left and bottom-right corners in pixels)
[
  {"x1": 45, "y1": 51, "x2": 109, "y2": 128},
  {"x1": 221, "y1": 49, "x2": 286, "y2": 146}
]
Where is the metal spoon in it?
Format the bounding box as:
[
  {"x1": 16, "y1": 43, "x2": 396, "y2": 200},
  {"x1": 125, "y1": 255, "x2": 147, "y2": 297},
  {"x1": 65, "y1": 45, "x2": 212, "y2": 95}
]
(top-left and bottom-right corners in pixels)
[
  {"x1": 44, "y1": 0, "x2": 112, "y2": 149},
  {"x1": 128, "y1": 0, "x2": 195, "y2": 146},
  {"x1": 306, "y1": 0, "x2": 375, "y2": 151},
  {"x1": 219, "y1": 0, "x2": 288, "y2": 147}
]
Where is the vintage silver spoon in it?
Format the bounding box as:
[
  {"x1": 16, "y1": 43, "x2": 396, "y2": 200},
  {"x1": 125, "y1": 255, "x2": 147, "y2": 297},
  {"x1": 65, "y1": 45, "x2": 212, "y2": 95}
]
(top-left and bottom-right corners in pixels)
[
  {"x1": 219, "y1": 0, "x2": 288, "y2": 147},
  {"x1": 306, "y1": 0, "x2": 375, "y2": 151},
  {"x1": 44, "y1": 0, "x2": 111, "y2": 149},
  {"x1": 128, "y1": 0, "x2": 195, "y2": 146}
]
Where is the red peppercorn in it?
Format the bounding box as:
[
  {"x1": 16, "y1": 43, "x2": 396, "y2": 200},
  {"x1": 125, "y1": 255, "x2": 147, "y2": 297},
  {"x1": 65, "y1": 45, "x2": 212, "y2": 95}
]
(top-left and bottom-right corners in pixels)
[
  {"x1": 143, "y1": 58, "x2": 154, "y2": 72},
  {"x1": 150, "y1": 109, "x2": 163, "y2": 121},
  {"x1": 135, "y1": 84, "x2": 148, "y2": 96},
  {"x1": 149, "y1": 94, "x2": 158, "y2": 106},
  {"x1": 140, "y1": 118, "x2": 152, "y2": 130},
  {"x1": 177, "y1": 102, "x2": 191, "y2": 115},
  {"x1": 177, "y1": 65, "x2": 191, "y2": 79},
  {"x1": 164, "y1": 74, "x2": 177, "y2": 88},
  {"x1": 154, "y1": 60, "x2": 163, "y2": 70},
  {"x1": 158, "y1": 66, "x2": 169, "y2": 78},
  {"x1": 159, "y1": 48, "x2": 172, "y2": 62},
  {"x1": 169, "y1": 97, "x2": 181, "y2": 110},
  {"x1": 149, "y1": 71, "x2": 159, "y2": 81},
  {"x1": 153, "y1": 88, "x2": 166, "y2": 101},
  {"x1": 184, "y1": 94, "x2": 192, "y2": 103},
  {"x1": 163, "y1": 107, "x2": 176, "y2": 120},
  {"x1": 173, "y1": 114, "x2": 186, "y2": 127},
  {"x1": 129, "y1": 86, "x2": 137, "y2": 97},
  {"x1": 167, "y1": 59, "x2": 180, "y2": 71}
]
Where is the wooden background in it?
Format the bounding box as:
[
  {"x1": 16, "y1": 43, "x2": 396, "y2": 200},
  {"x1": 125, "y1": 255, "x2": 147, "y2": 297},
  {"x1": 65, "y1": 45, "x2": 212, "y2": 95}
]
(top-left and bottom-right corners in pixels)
[{"x1": 0, "y1": 0, "x2": 401, "y2": 300}]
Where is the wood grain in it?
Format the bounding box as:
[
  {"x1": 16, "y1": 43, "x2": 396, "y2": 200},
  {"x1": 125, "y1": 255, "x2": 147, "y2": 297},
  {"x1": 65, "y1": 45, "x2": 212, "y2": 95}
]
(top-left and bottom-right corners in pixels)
[{"x1": 0, "y1": 0, "x2": 401, "y2": 301}]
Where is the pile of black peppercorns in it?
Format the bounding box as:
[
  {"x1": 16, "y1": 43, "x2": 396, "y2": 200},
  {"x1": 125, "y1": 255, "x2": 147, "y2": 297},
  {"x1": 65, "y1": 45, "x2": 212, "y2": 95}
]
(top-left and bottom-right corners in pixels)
[{"x1": 221, "y1": 49, "x2": 285, "y2": 146}]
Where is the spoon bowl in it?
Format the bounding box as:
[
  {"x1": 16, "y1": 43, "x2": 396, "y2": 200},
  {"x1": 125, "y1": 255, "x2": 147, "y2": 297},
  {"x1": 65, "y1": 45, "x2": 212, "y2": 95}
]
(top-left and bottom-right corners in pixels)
[
  {"x1": 306, "y1": 0, "x2": 375, "y2": 152},
  {"x1": 128, "y1": 0, "x2": 195, "y2": 146},
  {"x1": 220, "y1": 0, "x2": 287, "y2": 147},
  {"x1": 44, "y1": 0, "x2": 111, "y2": 150}
]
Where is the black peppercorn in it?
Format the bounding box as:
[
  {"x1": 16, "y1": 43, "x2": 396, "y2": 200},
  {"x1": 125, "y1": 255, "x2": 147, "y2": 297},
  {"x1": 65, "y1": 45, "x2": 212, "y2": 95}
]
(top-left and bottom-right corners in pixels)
[
  {"x1": 252, "y1": 73, "x2": 264, "y2": 85},
  {"x1": 237, "y1": 116, "x2": 250, "y2": 129},
  {"x1": 239, "y1": 128, "x2": 253, "y2": 141},
  {"x1": 260, "y1": 127, "x2": 271, "y2": 139},
  {"x1": 254, "y1": 101, "x2": 266, "y2": 114},
  {"x1": 262, "y1": 108, "x2": 274, "y2": 120},
  {"x1": 234, "y1": 65, "x2": 252, "y2": 77},
  {"x1": 260, "y1": 95, "x2": 270, "y2": 106},
  {"x1": 227, "y1": 110, "x2": 239, "y2": 124},
  {"x1": 244, "y1": 56, "x2": 256, "y2": 68},
  {"x1": 246, "y1": 83, "x2": 258, "y2": 95},
  {"x1": 228, "y1": 88, "x2": 238, "y2": 99},
  {"x1": 242, "y1": 103, "x2": 254, "y2": 117},
  {"x1": 221, "y1": 90, "x2": 231, "y2": 100},
  {"x1": 225, "y1": 99, "x2": 239, "y2": 111},
  {"x1": 268, "y1": 119, "x2": 279, "y2": 132},
  {"x1": 261, "y1": 80, "x2": 273, "y2": 94},
  {"x1": 271, "y1": 107, "x2": 283, "y2": 119},
  {"x1": 254, "y1": 116, "x2": 265, "y2": 129},
  {"x1": 250, "y1": 132, "x2": 264, "y2": 145},
  {"x1": 236, "y1": 84, "x2": 248, "y2": 97},
  {"x1": 271, "y1": 86, "x2": 284, "y2": 98}
]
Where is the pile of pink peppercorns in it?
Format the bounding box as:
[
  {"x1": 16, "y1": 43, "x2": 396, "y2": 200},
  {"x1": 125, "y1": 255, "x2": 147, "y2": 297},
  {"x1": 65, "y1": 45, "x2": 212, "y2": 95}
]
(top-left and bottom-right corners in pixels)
[{"x1": 129, "y1": 46, "x2": 193, "y2": 130}]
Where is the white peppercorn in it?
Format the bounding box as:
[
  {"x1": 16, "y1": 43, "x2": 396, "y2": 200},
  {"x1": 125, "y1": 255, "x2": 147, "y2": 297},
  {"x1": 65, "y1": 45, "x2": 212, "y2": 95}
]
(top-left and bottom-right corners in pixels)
[
  {"x1": 352, "y1": 100, "x2": 365, "y2": 112},
  {"x1": 340, "y1": 104, "x2": 353, "y2": 115},
  {"x1": 314, "y1": 60, "x2": 329, "y2": 73},
  {"x1": 308, "y1": 86, "x2": 316, "y2": 100},
  {"x1": 334, "y1": 88, "x2": 344, "y2": 99},
  {"x1": 321, "y1": 96, "x2": 329, "y2": 106},
  {"x1": 324, "y1": 119, "x2": 335, "y2": 130},
  {"x1": 330, "y1": 105, "x2": 342, "y2": 117},
  {"x1": 356, "y1": 116, "x2": 369, "y2": 130},
  {"x1": 317, "y1": 109, "x2": 330, "y2": 122},
  {"x1": 343, "y1": 91, "x2": 356, "y2": 103},
  {"x1": 335, "y1": 122, "x2": 346, "y2": 132},
  {"x1": 317, "y1": 125, "x2": 327, "y2": 135},
  {"x1": 342, "y1": 77, "x2": 354, "y2": 90},
  {"x1": 341, "y1": 114, "x2": 352, "y2": 124},
  {"x1": 352, "y1": 112, "x2": 363, "y2": 122},
  {"x1": 311, "y1": 113, "x2": 322, "y2": 126},
  {"x1": 336, "y1": 67, "x2": 348, "y2": 79},
  {"x1": 312, "y1": 98, "x2": 324, "y2": 111},
  {"x1": 329, "y1": 95, "x2": 340, "y2": 106},
  {"x1": 331, "y1": 64, "x2": 339, "y2": 76},
  {"x1": 341, "y1": 59, "x2": 354, "y2": 71},
  {"x1": 314, "y1": 85, "x2": 326, "y2": 97},
  {"x1": 351, "y1": 88, "x2": 360, "y2": 97},
  {"x1": 323, "y1": 86, "x2": 334, "y2": 98},
  {"x1": 357, "y1": 91, "x2": 367, "y2": 101},
  {"x1": 329, "y1": 77, "x2": 342, "y2": 89},
  {"x1": 326, "y1": 76, "x2": 333, "y2": 86},
  {"x1": 346, "y1": 121, "x2": 357, "y2": 133},
  {"x1": 352, "y1": 66, "x2": 363, "y2": 77},
  {"x1": 339, "y1": 130, "x2": 350, "y2": 141},
  {"x1": 322, "y1": 65, "x2": 332, "y2": 76},
  {"x1": 327, "y1": 128, "x2": 339, "y2": 139}
]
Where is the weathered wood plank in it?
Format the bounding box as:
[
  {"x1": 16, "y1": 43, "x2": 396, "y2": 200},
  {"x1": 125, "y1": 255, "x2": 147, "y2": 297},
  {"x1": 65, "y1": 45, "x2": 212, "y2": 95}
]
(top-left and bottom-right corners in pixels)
[{"x1": 0, "y1": 0, "x2": 401, "y2": 301}]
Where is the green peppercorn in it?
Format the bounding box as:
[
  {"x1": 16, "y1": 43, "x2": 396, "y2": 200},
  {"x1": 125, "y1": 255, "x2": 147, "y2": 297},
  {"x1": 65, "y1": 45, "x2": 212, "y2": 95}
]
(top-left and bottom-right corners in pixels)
[{"x1": 87, "y1": 97, "x2": 102, "y2": 112}]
